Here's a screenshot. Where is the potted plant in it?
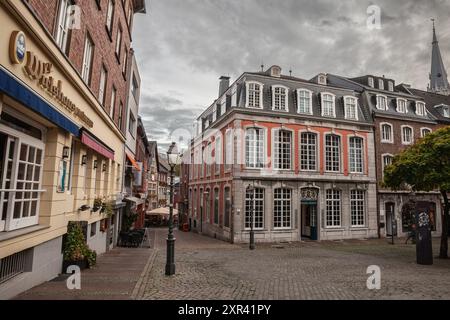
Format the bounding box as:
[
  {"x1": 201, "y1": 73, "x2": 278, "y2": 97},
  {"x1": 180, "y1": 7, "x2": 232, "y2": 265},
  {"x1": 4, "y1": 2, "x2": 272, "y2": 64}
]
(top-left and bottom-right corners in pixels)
[
  {"x1": 104, "y1": 201, "x2": 113, "y2": 218},
  {"x1": 63, "y1": 222, "x2": 97, "y2": 271},
  {"x1": 92, "y1": 197, "x2": 102, "y2": 212}
]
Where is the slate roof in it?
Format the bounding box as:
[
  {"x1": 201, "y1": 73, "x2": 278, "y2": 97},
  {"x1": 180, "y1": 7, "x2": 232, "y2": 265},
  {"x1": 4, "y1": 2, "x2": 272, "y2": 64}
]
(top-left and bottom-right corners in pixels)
[{"x1": 408, "y1": 88, "x2": 450, "y2": 124}]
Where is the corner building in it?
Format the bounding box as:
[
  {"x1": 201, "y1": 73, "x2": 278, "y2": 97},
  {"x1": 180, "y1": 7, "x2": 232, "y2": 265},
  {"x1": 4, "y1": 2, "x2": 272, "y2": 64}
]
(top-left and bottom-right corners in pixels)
[
  {"x1": 0, "y1": 0, "x2": 145, "y2": 299},
  {"x1": 187, "y1": 67, "x2": 378, "y2": 244}
]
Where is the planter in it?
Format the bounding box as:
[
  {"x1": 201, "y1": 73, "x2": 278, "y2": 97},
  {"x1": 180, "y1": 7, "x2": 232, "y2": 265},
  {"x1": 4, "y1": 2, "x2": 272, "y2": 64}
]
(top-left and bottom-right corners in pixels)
[
  {"x1": 92, "y1": 206, "x2": 100, "y2": 213},
  {"x1": 62, "y1": 259, "x2": 88, "y2": 272}
]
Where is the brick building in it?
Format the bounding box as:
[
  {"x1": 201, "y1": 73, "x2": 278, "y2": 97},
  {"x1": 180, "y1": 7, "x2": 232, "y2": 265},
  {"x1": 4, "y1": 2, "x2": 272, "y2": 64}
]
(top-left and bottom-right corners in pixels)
[
  {"x1": 184, "y1": 66, "x2": 378, "y2": 243},
  {"x1": 0, "y1": 0, "x2": 145, "y2": 299}
]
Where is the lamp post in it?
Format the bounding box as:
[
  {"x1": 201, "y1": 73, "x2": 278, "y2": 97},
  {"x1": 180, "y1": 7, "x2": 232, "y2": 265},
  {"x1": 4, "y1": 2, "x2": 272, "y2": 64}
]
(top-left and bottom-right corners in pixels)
[
  {"x1": 166, "y1": 142, "x2": 181, "y2": 276},
  {"x1": 246, "y1": 184, "x2": 255, "y2": 250}
]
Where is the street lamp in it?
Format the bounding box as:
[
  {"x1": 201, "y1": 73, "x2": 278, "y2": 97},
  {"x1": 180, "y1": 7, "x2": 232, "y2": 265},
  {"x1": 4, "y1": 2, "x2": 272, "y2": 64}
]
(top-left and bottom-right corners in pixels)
[
  {"x1": 166, "y1": 142, "x2": 181, "y2": 276},
  {"x1": 246, "y1": 183, "x2": 255, "y2": 250}
]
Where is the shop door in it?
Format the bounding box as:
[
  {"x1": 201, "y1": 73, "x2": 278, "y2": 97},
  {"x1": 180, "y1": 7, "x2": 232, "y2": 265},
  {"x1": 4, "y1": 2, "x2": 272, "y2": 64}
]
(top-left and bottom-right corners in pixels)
[
  {"x1": 301, "y1": 203, "x2": 318, "y2": 240},
  {"x1": 386, "y1": 202, "x2": 397, "y2": 236}
]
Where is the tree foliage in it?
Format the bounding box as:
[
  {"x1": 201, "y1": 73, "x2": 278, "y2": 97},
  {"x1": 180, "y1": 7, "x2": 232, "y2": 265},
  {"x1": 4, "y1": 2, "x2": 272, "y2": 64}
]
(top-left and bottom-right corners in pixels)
[{"x1": 384, "y1": 126, "x2": 450, "y2": 192}]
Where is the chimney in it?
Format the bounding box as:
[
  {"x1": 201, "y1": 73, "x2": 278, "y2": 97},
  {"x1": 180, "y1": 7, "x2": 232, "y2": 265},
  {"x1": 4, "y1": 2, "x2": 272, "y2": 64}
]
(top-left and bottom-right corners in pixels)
[{"x1": 219, "y1": 76, "x2": 230, "y2": 97}]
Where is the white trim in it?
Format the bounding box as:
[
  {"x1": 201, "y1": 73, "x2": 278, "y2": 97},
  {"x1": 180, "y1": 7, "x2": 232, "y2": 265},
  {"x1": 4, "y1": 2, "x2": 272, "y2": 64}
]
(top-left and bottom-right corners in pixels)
[
  {"x1": 415, "y1": 101, "x2": 426, "y2": 116},
  {"x1": 245, "y1": 81, "x2": 264, "y2": 109},
  {"x1": 381, "y1": 153, "x2": 394, "y2": 176},
  {"x1": 321, "y1": 92, "x2": 336, "y2": 117},
  {"x1": 396, "y1": 98, "x2": 408, "y2": 114},
  {"x1": 271, "y1": 85, "x2": 289, "y2": 112},
  {"x1": 400, "y1": 125, "x2": 414, "y2": 145},
  {"x1": 243, "y1": 125, "x2": 267, "y2": 169},
  {"x1": 343, "y1": 95, "x2": 358, "y2": 120},
  {"x1": 296, "y1": 88, "x2": 313, "y2": 115},
  {"x1": 376, "y1": 94, "x2": 388, "y2": 111},
  {"x1": 324, "y1": 188, "x2": 342, "y2": 228},
  {"x1": 347, "y1": 135, "x2": 365, "y2": 174},
  {"x1": 323, "y1": 132, "x2": 343, "y2": 173},
  {"x1": 420, "y1": 127, "x2": 432, "y2": 138},
  {"x1": 244, "y1": 186, "x2": 265, "y2": 231},
  {"x1": 271, "y1": 127, "x2": 294, "y2": 171},
  {"x1": 379, "y1": 122, "x2": 394, "y2": 144},
  {"x1": 298, "y1": 129, "x2": 320, "y2": 172}
]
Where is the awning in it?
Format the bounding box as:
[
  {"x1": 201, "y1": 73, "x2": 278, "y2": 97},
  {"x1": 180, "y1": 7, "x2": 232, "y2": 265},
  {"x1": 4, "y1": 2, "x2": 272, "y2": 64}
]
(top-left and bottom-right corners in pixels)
[
  {"x1": 126, "y1": 152, "x2": 140, "y2": 171},
  {"x1": 0, "y1": 68, "x2": 80, "y2": 135},
  {"x1": 146, "y1": 207, "x2": 178, "y2": 216},
  {"x1": 124, "y1": 196, "x2": 145, "y2": 206},
  {"x1": 81, "y1": 129, "x2": 114, "y2": 160}
]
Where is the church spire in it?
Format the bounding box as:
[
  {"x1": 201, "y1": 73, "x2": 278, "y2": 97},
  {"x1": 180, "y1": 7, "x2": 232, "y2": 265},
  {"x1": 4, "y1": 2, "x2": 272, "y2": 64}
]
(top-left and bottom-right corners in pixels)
[{"x1": 428, "y1": 19, "x2": 450, "y2": 95}]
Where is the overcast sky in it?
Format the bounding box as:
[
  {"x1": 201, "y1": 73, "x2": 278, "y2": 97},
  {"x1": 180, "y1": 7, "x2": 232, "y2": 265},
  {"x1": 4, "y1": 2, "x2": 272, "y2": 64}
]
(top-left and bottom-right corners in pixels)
[{"x1": 131, "y1": 0, "x2": 450, "y2": 152}]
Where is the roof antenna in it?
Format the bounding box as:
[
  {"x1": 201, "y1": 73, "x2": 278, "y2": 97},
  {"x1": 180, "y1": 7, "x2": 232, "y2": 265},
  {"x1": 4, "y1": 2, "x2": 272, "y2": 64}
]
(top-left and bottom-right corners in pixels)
[
  {"x1": 260, "y1": 61, "x2": 264, "y2": 72},
  {"x1": 289, "y1": 68, "x2": 292, "y2": 77}
]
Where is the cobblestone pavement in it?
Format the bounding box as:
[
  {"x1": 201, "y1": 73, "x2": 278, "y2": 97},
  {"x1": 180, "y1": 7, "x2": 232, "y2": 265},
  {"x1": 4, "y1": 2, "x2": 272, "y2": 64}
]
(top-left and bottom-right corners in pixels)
[{"x1": 138, "y1": 229, "x2": 450, "y2": 300}]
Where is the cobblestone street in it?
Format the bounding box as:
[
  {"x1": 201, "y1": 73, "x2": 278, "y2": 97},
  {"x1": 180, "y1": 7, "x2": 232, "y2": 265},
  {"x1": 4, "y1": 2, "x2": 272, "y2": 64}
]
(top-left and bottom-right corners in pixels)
[{"x1": 137, "y1": 228, "x2": 450, "y2": 300}]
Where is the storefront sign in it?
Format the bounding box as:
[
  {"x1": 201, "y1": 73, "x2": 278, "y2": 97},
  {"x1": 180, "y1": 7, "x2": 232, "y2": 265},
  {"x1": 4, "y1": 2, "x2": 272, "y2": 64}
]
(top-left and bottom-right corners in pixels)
[{"x1": 9, "y1": 31, "x2": 93, "y2": 128}]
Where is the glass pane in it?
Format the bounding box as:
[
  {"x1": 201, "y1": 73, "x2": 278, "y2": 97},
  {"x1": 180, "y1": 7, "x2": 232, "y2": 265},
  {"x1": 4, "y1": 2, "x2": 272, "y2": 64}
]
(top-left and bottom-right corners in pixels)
[
  {"x1": 2, "y1": 201, "x2": 7, "y2": 220},
  {"x1": 24, "y1": 192, "x2": 31, "y2": 199},
  {"x1": 25, "y1": 183, "x2": 32, "y2": 190},
  {"x1": 36, "y1": 149, "x2": 42, "y2": 164},
  {"x1": 34, "y1": 166, "x2": 41, "y2": 182},
  {"x1": 6, "y1": 161, "x2": 12, "y2": 178},
  {"x1": 28, "y1": 147, "x2": 36, "y2": 163},
  {"x1": 26, "y1": 164, "x2": 33, "y2": 181},
  {"x1": 22, "y1": 201, "x2": 30, "y2": 217},
  {"x1": 17, "y1": 182, "x2": 24, "y2": 190},
  {"x1": 30, "y1": 201, "x2": 37, "y2": 217},
  {"x1": 13, "y1": 202, "x2": 21, "y2": 219},
  {"x1": 32, "y1": 192, "x2": 38, "y2": 199},
  {"x1": 5, "y1": 181, "x2": 10, "y2": 189},
  {"x1": 8, "y1": 140, "x2": 15, "y2": 159},
  {"x1": 16, "y1": 192, "x2": 23, "y2": 199},
  {"x1": 20, "y1": 144, "x2": 27, "y2": 161},
  {"x1": 18, "y1": 163, "x2": 26, "y2": 180},
  {"x1": 33, "y1": 183, "x2": 39, "y2": 190}
]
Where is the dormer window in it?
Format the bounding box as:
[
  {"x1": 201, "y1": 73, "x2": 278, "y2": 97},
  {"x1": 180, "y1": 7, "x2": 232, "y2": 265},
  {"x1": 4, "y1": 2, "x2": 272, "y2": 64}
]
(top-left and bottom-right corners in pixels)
[
  {"x1": 344, "y1": 96, "x2": 358, "y2": 120},
  {"x1": 318, "y1": 74, "x2": 327, "y2": 85},
  {"x1": 388, "y1": 81, "x2": 394, "y2": 92},
  {"x1": 220, "y1": 97, "x2": 226, "y2": 115},
  {"x1": 297, "y1": 89, "x2": 312, "y2": 114},
  {"x1": 272, "y1": 86, "x2": 288, "y2": 111},
  {"x1": 396, "y1": 98, "x2": 407, "y2": 113},
  {"x1": 416, "y1": 102, "x2": 426, "y2": 116},
  {"x1": 436, "y1": 104, "x2": 450, "y2": 118},
  {"x1": 269, "y1": 66, "x2": 282, "y2": 77},
  {"x1": 321, "y1": 93, "x2": 336, "y2": 117},
  {"x1": 376, "y1": 95, "x2": 387, "y2": 110},
  {"x1": 368, "y1": 77, "x2": 374, "y2": 88},
  {"x1": 246, "y1": 81, "x2": 263, "y2": 109},
  {"x1": 378, "y1": 79, "x2": 384, "y2": 90},
  {"x1": 211, "y1": 105, "x2": 217, "y2": 122}
]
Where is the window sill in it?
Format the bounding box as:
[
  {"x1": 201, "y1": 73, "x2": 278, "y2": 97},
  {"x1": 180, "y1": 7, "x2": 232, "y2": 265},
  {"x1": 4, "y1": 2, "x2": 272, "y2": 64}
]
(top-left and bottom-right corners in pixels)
[{"x1": 0, "y1": 224, "x2": 50, "y2": 242}]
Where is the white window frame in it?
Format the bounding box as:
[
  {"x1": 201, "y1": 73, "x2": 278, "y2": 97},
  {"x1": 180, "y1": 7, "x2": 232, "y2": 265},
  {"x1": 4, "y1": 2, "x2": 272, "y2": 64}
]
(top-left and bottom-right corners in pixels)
[
  {"x1": 380, "y1": 122, "x2": 394, "y2": 143},
  {"x1": 110, "y1": 86, "x2": 116, "y2": 119},
  {"x1": 272, "y1": 128, "x2": 293, "y2": 170},
  {"x1": 231, "y1": 84, "x2": 237, "y2": 107},
  {"x1": 378, "y1": 79, "x2": 384, "y2": 90},
  {"x1": 0, "y1": 114, "x2": 46, "y2": 232},
  {"x1": 325, "y1": 189, "x2": 341, "y2": 228},
  {"x1": 215, "y1": 135, "x2": 222, "y2": 175},
  {"x1": 299, "y1": 130, "x2": 318, "y2": 172},
  {"x1": 245, "y1": 127, "x2": 265, "y2": 169},
  {"x1": 225, "y1": 129, "x2": 233, "y2": 172},
  {"x1": 344, "y1": 96, "x2": 358, "y2": 120},
  {"x1": 245, "y1": 187, "x2": 264, "y2": 230},
  {"x1": 396, "y1": 98, "x2": 408, "y2": 113},
  {"x1": 115, "y1": 27, "x2": 122, "y2": 58},
  {"x1": 368, "y1": 77, "x2": 374, "y2": 88},
  {"x1": 350, "y1": 190, "x2": 366, "y2": 227},
  {"x1": 106, "y1": 0, "x2": 115, "y2": 33},
  {"x1": 420, "y1": 127, "x2": 432, "y2": 138},
  {"x1": 297, "y1": 89, "x2": 313, "y2": 114},
  {"x1": 245, "y1": 81, "x2": 263, "y2": 109},
  {"x1": 55, "y1": 0, "x2": 71, "y2": 53},
  {"x1": 348, "y1": 136, "x2": 364, "y2": 174},
  {"x1": 98, "y1": 65, "x2": 107, "y2": 106},
  {"x1": 416, "y1": 102, "x2": 426, "y2": 116},
  {"x1": 81, "y1": 35, "x2": 94, "y2": 84},
  {"x1": 388, "y1": 81, "x2": 394, "y2": 92},
  {"x1": 273, "y1": 188, "x2": 292, "y2": 230},
  {"x1": 212, "y1": 105, "x2": 217, "y2": 122},
  {"x1": 443, "y1": 106, "x2": 450, "y2": 118},
  {"x1": 376, "y1": 95, "x2": 388, "y2": 111},
  {"x1": 220, "y1": 97, "x2": 226, "y2": 116},
  {"x1": 324, "y1": 133, "x2": 341, "y2": 173},
  {"x1": 271, "y1": 85, "x2": 289, "y2": 111},
  {"x1": 321, "y1": 92, "x2": 336, "y2": 117},
  {"x1": 382, "y1": 153, "x2": 394, "y2": 177},
  {"x1": 401, "y1": 125, "x2": 414, "y2": 145}
]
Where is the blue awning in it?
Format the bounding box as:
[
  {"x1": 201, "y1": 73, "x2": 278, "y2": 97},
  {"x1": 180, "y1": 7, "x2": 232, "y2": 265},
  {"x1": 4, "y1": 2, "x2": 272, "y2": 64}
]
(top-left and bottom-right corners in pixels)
[{"x1": 0, "y1": 68, "x2": 80, "y2": 136}]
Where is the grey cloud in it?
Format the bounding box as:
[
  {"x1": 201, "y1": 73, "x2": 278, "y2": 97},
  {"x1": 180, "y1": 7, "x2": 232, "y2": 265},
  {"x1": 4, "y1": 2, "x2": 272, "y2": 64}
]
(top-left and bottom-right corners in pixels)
[{"x1": 132, "y1": 0, "x2": 450, "y2": 151}]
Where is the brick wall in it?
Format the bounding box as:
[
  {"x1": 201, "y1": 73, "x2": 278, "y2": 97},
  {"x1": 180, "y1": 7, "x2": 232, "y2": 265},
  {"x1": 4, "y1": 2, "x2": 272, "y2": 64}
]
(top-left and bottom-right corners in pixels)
[{"x1": 26, "y1": 0, "x2": 134, "y2": 134}]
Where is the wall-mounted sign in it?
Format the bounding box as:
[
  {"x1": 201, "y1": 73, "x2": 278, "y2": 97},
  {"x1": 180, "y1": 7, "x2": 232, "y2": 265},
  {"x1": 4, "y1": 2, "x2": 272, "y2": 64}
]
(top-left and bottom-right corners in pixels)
[
  {"x1": 9, "y1": 31, "x2": 93, "y2": 128},
  {"x1": 9, "y1": 31, "x2": 26, "y2": 64}
]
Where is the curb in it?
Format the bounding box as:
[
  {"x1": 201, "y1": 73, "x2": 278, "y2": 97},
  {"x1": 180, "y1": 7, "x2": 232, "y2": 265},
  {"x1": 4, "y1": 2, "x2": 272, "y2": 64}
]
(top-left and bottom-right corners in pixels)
[{"x1": 130, "y1": 249, "x2": 158, "y2": 300}]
